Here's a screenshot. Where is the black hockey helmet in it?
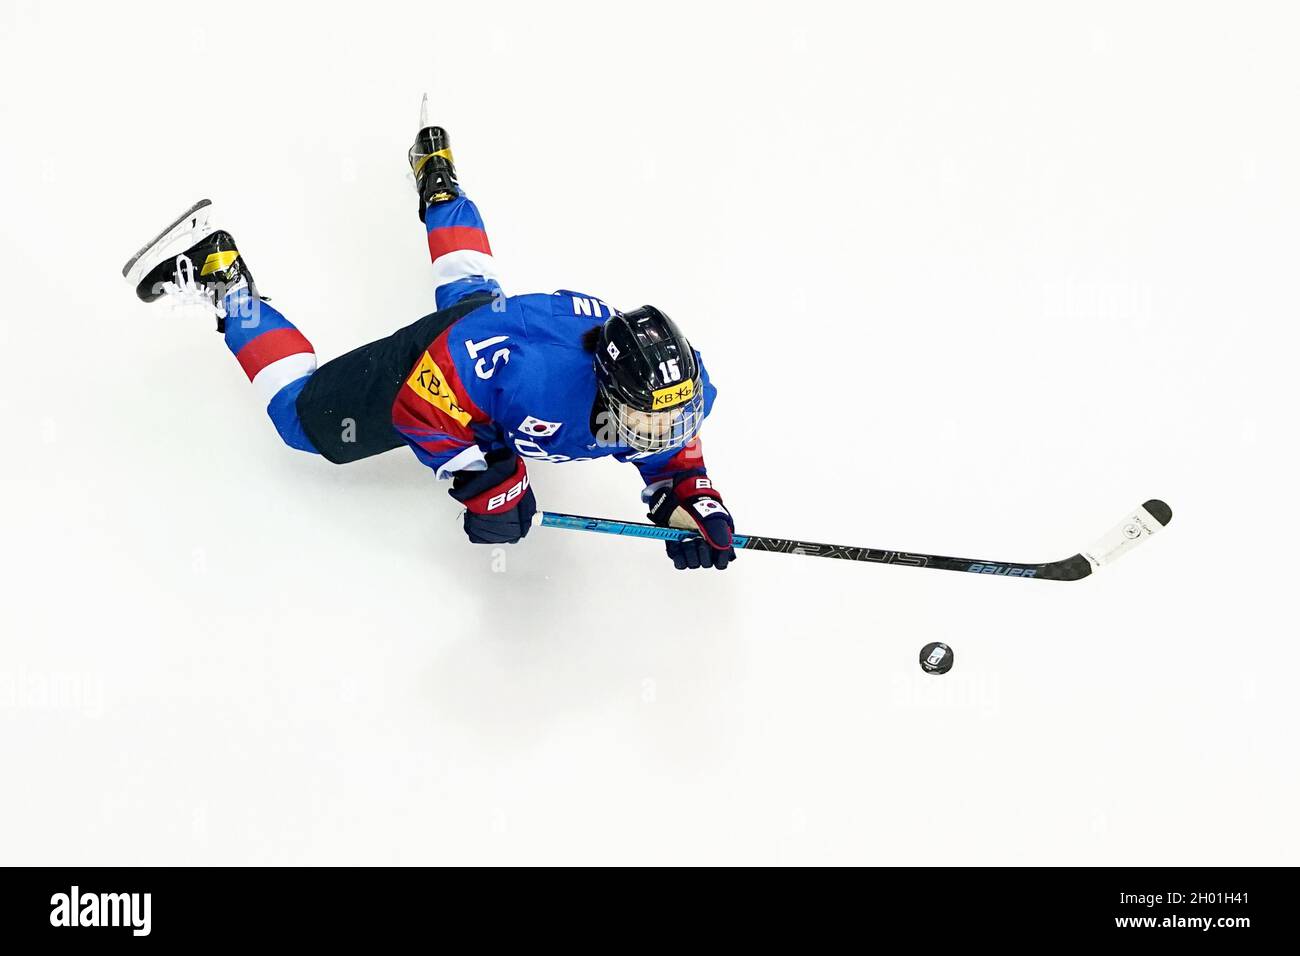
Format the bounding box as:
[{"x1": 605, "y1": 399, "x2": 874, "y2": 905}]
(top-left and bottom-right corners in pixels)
[{"x1": 591, "y1": 305, "x2": 705, "y2": 453}]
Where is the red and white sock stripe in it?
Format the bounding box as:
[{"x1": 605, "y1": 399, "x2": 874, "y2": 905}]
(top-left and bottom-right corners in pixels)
[{"x1": 235, "y1": 328, "x2": 317, "y2": 403}]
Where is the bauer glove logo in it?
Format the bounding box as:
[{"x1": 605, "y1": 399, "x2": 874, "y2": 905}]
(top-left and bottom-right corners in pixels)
[{"x1": 486, "y1": 474, "x2": 530, "y2": 512}]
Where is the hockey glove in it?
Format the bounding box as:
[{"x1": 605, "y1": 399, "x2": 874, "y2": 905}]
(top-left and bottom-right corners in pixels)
[
  {"x1": 647, "y1": 474, "x2": 737, "y2": 571},
  {"x1": 450, "y1": 453, "x2": 536, "y2": 545}
]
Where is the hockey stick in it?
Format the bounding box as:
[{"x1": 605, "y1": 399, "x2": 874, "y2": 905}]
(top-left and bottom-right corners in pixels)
[{"x1": 536, "y1": 499, "x2": 1172, "y2": 581}]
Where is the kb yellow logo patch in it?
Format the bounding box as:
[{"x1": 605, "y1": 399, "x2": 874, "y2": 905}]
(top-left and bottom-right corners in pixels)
[
  {"x1": 407, "y1": 352, "x2": 472, "y2": 426},
  {"x1": 652, "y1": 378, "x2": 695, "y2": 409}
]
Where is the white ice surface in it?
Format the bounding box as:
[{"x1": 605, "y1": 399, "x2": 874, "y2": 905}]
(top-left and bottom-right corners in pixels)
[{"x1": 1, "y1": 1, "x2": 1297, "y2": 865}]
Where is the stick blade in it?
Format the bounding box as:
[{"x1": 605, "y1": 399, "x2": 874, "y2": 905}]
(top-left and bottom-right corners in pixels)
[{"x1": 1081, "y1": 500, "x2": 1171, "y2": 573}]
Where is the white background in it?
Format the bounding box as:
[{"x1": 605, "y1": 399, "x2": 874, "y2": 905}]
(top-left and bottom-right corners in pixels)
[{"x1": 1, "y1": 0, "x2": 1296, "y2": 865}]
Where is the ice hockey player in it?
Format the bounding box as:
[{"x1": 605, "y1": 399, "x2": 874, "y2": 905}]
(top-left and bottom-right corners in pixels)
[{"x1": 122, "y1": 102, "x2": 735, "y2": 570}]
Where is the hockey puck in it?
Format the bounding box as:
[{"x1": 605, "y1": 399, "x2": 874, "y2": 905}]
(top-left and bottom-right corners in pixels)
[{"x1": 919, "y1": 642, "x2": 953, "y2": 675}]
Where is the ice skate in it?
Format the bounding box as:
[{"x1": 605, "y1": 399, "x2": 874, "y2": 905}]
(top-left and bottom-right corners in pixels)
[{"x1": 122, "y1": 199, "x2": 257, "y2": 330}]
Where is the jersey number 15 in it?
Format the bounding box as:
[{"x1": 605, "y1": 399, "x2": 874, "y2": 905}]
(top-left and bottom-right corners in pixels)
[{"x1": 467, "y1": 335, "x2": 510, "y2": 379}]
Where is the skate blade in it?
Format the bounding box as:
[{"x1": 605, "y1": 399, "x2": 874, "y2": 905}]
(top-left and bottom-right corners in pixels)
[{"x1": 122, "y1": 199, "x2": 215, "y2": 285}]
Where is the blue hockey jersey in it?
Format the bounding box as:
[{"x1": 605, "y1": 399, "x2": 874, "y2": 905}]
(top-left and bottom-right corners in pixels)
[{"x1": 388, "y1": 192, "x2": 717, "y2": 493}]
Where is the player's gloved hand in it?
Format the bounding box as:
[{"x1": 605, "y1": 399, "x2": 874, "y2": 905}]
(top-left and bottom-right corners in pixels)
[
  {"x1": 450, "y1": 452, "x2": 535, "y2": 544},
  {"x1": 647, "y1": 474, "x2": 737, "y2": 570}
]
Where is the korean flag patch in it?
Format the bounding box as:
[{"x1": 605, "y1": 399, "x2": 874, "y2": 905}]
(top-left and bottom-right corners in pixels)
[
  {"x1": 693, "y1": 499, "x2": 728, "y2": 519},
  {"x1": 518, "y1": 416, "x2": 562, "y2": 438}
]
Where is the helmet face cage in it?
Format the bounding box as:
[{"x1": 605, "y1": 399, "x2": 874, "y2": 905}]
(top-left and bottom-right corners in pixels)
[
  {"x1": 592, "y1": 305, "x2": 703, "y2": 453},
  {"x1": 597, "y1": 380, "x2": 705, "y2": 454}
]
